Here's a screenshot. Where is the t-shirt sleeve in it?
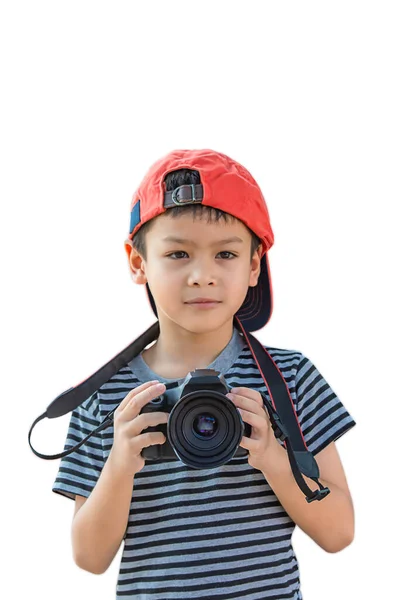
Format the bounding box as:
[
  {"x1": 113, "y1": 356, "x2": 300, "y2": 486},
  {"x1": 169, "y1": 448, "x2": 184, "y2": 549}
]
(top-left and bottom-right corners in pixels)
[
  {"x1": 52, "y1": 392, "x2": 105, "y2": 501},
  {"x1": 294, "y1": 353, "x2": 356, "y2": 456}
]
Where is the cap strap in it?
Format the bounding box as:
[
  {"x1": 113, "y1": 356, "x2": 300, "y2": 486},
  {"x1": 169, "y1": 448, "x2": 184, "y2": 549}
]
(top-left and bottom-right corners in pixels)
[{"x1": 164, "y1": 183, "x2": 204, "y2": 207}]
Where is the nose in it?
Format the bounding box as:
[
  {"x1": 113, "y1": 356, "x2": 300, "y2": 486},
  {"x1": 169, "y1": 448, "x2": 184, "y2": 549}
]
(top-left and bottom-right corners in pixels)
[{"x1": 187, "y1": 257, "x2": 217, "y2": 286}]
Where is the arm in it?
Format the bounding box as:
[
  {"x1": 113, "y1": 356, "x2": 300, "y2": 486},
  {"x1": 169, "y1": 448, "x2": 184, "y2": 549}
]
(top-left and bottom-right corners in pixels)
[
  {"x1": 72, "y1": 450, "x2": 134, "y2": 574},
  {"x1": 261, "y1": 439, "x2": 355, "y2": 553}
]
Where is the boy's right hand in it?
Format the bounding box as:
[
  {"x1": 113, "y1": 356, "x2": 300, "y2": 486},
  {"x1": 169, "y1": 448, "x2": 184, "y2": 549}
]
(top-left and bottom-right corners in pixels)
[{"x1": 108, "y1": 380, "x2": 168, "y2": 478}]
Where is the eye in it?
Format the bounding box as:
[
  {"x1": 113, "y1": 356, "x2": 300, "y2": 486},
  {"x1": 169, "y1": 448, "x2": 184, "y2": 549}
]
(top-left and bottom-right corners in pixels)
[
  {"x1": 166, "y1": 251, "x2": 237, "y2": 260},
  {"x1": 166, "y1": 251, "x2": 188, "y2": 259},
  {"x1": 218, "y1": 251, "x2": 236, "y2": 259}
]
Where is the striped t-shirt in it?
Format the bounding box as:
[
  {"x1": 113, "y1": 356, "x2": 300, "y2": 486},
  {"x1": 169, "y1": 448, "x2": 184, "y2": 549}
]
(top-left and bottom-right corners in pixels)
[{"x1": 52, "y1": 326, "x2": 356, "y2": 600}]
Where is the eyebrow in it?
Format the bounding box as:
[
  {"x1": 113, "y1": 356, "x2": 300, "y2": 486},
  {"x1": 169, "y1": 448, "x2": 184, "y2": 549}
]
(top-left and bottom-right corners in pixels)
[{"x1": 161, "y1": 235, "x2": 244, "y2": 245}]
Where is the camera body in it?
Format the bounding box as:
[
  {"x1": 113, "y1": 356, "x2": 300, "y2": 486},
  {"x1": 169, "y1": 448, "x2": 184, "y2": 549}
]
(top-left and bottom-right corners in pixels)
[{"x1": 140, "y1": 368, "x2": 252, "y2": 469}]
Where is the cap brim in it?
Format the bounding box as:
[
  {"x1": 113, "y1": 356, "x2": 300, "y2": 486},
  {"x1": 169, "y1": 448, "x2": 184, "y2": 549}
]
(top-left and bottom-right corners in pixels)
[
  {"x1": 145, "y1": 253, "x2": 273, "y2": 333},
  {"x1": 235, "y1": 253, "x2": 273, "y2": 331}
]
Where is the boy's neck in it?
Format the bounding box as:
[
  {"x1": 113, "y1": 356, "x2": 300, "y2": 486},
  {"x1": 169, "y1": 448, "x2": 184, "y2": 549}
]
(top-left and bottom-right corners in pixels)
[{"x1": 142, "y1": 319, "x2": 236, "y2": 380}]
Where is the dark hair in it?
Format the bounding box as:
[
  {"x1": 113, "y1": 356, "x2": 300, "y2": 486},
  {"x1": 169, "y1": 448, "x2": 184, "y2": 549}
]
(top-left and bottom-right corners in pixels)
[{"x1": 132, "y1": 168, "x2": 261, "y2": 261}]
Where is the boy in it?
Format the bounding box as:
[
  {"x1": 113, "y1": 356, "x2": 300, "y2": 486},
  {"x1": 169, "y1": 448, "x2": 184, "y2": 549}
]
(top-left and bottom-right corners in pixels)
[{"x1": 52, "y1": 148, "x2": 356, "y2": 600}]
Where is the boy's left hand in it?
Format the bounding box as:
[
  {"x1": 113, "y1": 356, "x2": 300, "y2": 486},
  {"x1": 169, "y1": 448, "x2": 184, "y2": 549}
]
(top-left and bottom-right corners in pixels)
[{"x1": 226, "y1": 386, "x2": 279, "y2": 472}]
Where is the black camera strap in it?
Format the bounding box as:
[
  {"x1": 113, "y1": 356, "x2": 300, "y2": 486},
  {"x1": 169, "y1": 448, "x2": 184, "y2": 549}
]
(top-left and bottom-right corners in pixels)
[
  {"x1": 28, "y1": 317, "x2": 330, "y2": 502},
  {"x1": 28, "y1": 322, "x2": 159, "y2": 459},
  {"x1": 234, "y1": 318, "x2": 330, "y2": 503}
]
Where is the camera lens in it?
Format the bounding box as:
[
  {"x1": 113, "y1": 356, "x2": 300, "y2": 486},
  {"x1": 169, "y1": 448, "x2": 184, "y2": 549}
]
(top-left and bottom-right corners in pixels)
[
  {"x1": 193, "y1": 413, "x2": 218, "y2": 438},
  {"x1": 167, "y1": 390, "x2": 245, "y2": 468}
]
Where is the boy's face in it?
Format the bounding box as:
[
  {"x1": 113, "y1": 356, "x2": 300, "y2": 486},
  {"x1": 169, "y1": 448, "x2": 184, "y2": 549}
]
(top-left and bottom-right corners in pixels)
[{"x1": 125, "y1": 212, "x2": 262, "y2": 335}]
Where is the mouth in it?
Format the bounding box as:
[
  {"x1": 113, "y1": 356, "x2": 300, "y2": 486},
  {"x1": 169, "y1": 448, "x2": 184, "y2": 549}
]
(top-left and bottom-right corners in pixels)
[
  {"x1": 185, "y1": 300, "x2": 222, "y2": 305},
  {"x1": 185, "y1": 300, "x2": 222, "y2": 310}
]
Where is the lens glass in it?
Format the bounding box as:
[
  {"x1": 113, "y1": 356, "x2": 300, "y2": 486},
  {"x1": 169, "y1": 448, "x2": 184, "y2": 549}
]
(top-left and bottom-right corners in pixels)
[{"x1": 193, "y1": 413, "x2": 217, "y2": 438}]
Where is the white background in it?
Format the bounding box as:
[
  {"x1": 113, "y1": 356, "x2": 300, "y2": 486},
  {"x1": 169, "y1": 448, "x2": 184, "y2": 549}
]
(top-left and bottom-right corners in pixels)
[{"x1": 1, "y1": 1, "x2": 399, "y2": 598}]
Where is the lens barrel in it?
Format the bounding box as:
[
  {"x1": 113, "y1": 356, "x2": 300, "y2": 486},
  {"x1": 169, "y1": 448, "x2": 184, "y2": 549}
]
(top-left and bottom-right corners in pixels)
[{"x1": 167, "y1": 390, "x2": 245, "y2": 469}]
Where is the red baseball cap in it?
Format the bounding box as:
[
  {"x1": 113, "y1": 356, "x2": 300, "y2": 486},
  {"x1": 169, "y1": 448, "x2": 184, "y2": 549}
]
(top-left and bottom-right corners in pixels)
[{"x1": 126, "y1": 148, "x2": 275, "y2": 332}]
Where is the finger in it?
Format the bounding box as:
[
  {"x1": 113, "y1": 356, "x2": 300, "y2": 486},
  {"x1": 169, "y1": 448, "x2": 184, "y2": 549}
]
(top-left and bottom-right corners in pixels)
[
  {"x1": 230, "y1": 387, "x2": 263, "y2": 405},
  {"x1": 122, "y1": 381, "x2": 166, "y2": 420},
  {"x1": 128, "y1": 410, "x2": 169, "y2": 437},
  {"x1": 117, "y1": 380, "x2": 159, "y2": 413},
  {"x1": 239, "y1": 435, "x2": 261, "y2": 453},
  {"x1": 120, "y1": 381, "x2": 165, "y2": 419},
  {"x1": 139, "y1": 430, "x2": 168, "y2": 449},
  {"x1": 228, "y1": 393, "x2": 264, "y2": 416},
  {"x1": 237, "y1": 407, "x2": 267, "y2": 429}
]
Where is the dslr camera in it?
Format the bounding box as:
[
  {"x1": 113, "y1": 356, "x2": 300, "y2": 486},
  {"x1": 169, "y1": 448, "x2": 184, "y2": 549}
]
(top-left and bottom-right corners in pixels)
[{"x1": 140, "y1": 368, "x2": 251, "y2": 469}]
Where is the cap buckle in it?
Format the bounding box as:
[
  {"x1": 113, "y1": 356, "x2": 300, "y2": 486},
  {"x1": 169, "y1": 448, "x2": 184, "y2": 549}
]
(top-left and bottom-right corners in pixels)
[{"x1": 171, "y1": 184, "x2": 198, "y2": 205}]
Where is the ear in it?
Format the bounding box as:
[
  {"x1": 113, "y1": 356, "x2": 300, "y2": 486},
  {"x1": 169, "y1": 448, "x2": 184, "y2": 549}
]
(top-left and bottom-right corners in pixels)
[
  {"x1": 124, "y1": 239, "x2": 147, "y2": 285},
  {"x1": 248, "y1": 245, "x2": 263, "y2": 288}
]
